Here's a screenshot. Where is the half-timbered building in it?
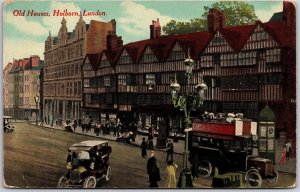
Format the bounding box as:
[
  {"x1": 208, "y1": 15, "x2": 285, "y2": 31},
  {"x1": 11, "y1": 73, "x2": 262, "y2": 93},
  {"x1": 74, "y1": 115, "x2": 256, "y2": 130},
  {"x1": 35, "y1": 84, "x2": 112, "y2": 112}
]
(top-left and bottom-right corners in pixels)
[{"x1": 82, "y1": 1, "x2": 295, "y2": 151}]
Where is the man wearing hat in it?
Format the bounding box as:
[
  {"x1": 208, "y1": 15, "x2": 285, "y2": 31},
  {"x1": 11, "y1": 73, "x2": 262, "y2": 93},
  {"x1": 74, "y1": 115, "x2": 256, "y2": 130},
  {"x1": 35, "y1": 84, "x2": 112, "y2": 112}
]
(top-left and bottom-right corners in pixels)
[
  {"x1": 147, "y1": 151, "x2": 161, "y2": 187},
  {"x1": 166, "y1": 140, "x2": 174, "y2": 162}
]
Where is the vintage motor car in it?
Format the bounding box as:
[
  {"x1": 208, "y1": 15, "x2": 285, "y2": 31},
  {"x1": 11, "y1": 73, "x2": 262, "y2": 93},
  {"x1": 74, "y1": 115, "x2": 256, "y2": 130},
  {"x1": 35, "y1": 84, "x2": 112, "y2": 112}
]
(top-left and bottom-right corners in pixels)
[
  {"x1": 3, "y1": 116, "x2": 16, "y2": 132},
  {"x1": 57, "y1": 140, "x2": 112, "y2": 188},
  {"x1": 190, "y1": 120, "x2": 278, "y2": 188}
]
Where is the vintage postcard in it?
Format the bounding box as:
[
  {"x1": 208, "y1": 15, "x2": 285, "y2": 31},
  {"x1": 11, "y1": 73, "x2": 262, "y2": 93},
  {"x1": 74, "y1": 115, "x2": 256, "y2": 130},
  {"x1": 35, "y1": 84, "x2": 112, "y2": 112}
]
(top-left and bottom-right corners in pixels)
[{"x1": 2, "y1": 0, "x2": 296, "y2": 189}]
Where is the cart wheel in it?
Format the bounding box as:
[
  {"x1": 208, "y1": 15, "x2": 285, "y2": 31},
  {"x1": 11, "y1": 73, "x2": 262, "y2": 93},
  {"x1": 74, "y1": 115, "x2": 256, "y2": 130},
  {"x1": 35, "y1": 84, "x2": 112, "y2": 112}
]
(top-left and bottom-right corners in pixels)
[
  {"x1": 266, "y1": 169, "x2": 279, "y2": 184},
  {"x1": 198, "y1": 160, "x2": 212, "y2": 177},
  {"x1": 57, "y1": 176, "x2": 69, "y2": 188},
  {"x1": 105, "y1": 165, "x2": 112, "y2": 181},
  {"x1": 83, "y1": 176, "x2": 97, "y2": 188},
  {"x1": 245, "y1": 171, "x2": 262, "y2": 188}
]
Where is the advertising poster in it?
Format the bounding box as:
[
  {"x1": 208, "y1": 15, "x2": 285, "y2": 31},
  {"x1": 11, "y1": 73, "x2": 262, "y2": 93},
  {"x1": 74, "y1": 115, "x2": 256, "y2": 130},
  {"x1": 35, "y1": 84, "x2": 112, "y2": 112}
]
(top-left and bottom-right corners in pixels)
[{"x1": 2, "y1": 0, "x2": 296, "y2": 189}]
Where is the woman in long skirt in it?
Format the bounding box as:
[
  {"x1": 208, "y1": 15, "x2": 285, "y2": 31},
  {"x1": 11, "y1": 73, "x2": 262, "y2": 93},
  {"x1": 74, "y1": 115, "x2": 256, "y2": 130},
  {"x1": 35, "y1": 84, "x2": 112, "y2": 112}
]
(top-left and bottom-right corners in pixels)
[
  {"x1": 141, "y1": 137, "x2": 147, "y2": 157},
  {"x1": 279, "y1": 146, "x2": 287, "y2": 164},
  {"x1": 165, "y1": 160, "x2": 178, "y2": 188}
]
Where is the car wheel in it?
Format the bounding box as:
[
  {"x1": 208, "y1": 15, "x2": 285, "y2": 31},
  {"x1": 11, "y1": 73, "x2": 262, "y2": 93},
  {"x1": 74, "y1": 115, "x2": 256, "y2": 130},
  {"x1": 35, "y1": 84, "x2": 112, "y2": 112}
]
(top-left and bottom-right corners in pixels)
[
  {"x1": 198, "y1": 160, "x2": 212, "y2": 177},
  {"x1": 266, "y1": 169, "x2": 279, "y2": 184},
  {"x1": 57, "y1": 176, "x2": 69, "y2": 188},
  {"x1": 83, "y1": 176, "x2": 97, "y2": 188},
  {"x1": 245, "y1": 171, "x2": 262, "y2": 188},
  {"x1": 105, "y1": 165, "x2": 112, "y2": 181}
]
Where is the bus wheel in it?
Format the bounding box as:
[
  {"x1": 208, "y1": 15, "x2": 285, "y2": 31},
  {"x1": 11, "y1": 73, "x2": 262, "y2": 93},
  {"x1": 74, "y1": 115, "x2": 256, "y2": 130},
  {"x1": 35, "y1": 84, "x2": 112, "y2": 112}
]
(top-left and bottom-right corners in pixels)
[{"x1": 198, "y1": 160, "x2": 212, "y2": 177}]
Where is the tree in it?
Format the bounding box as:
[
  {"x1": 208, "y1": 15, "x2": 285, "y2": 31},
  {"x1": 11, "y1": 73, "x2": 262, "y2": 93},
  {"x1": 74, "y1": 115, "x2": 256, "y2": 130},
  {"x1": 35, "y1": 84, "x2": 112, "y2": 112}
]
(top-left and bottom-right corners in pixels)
[{"x1": 162, "y1": 1, "x2": 259, "y2": 35}]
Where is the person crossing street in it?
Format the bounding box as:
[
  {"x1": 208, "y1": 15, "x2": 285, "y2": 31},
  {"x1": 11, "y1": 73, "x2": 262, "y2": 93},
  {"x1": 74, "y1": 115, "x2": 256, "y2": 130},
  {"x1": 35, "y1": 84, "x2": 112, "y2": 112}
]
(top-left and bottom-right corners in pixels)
[
  {"x1": 147, "y1": 151, "x2": 161, "y2": 188},
  {"x1": 166, "y1": 140, "x2": 174, "y2": 162}
]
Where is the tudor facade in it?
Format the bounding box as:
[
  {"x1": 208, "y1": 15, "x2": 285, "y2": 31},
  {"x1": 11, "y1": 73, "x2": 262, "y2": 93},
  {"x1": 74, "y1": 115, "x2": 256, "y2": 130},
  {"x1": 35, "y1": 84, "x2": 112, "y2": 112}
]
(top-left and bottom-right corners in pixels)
[{"x1": 82, "y1": 2, "x2": 295, "y2": 149}]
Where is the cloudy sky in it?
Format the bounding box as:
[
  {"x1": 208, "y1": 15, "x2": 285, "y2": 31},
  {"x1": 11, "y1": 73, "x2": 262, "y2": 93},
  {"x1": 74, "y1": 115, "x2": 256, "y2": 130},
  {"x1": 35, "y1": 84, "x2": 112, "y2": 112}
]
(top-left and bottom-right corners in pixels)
[{"x1": 2, "y1": 0, "x2": 284, "y2": 68}]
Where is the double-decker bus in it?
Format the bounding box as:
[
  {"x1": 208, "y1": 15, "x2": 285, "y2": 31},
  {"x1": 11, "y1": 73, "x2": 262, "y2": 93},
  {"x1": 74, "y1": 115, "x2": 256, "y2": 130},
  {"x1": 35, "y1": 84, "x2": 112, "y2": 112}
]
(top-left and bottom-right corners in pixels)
[{"x1": 189, "y1": 119, "x2": 278, "y2": 187}]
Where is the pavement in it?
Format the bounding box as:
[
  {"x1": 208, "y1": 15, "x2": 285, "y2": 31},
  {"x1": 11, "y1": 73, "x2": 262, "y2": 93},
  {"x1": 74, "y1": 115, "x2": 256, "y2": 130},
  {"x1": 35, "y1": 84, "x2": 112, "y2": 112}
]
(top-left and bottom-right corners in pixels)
[{"x1": 29, "y1": 122, "x2": 296, "y2": 175}]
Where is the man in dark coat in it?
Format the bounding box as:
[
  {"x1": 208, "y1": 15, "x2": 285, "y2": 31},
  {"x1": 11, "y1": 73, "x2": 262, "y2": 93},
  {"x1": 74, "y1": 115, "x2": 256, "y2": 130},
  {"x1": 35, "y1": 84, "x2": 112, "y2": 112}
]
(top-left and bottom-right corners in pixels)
[
  {"x1": 141, "y1": 137, "x2": 147, "y2": 158},
  {"x1": 147, "y1": 151, "x2": 161, "y2": 188},
  {"x1": 166, "y1": 140, "x2": 174, "y2": 162},
  {"x1": 148, "y1": 127, "x2": 154, "y2": 149},
  {"x1": 73, "y1": 119, "x2": 78, "y2": 132}
]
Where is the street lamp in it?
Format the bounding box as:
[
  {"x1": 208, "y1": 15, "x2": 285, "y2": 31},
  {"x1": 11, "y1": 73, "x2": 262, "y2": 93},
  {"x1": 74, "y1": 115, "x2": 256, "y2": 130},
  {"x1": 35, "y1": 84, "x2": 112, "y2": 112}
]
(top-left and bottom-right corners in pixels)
[
  {"x1": 170, "y1": 51, "x2": 207, "y2": 188},
  {"x1": 34, "y1": 94, "x2": 40, "y2": 126}
]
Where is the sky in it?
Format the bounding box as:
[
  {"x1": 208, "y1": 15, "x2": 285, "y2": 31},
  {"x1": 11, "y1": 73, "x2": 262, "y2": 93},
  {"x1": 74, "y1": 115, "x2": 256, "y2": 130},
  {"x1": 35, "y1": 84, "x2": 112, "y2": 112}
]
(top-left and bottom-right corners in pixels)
[{"x1": 2, "y1": 0, "x2": 285, "y2": 69}]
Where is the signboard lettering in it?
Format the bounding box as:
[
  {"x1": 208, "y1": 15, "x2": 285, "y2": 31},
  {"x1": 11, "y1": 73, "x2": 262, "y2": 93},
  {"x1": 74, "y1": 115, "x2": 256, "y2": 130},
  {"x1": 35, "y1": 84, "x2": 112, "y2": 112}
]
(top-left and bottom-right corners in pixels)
[{"x1": 192, "y1": 122, "x2": 235, "y2": 136}]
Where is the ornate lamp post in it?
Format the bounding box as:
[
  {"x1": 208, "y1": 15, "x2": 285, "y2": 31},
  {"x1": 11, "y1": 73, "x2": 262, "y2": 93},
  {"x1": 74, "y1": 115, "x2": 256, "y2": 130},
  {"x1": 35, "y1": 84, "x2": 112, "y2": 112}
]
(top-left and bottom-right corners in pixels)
[
  {"x1": 170, "y1": 52, "x2": 207, "y2": 188},
  {"x1": 34, "y1": 94, "x2": 40, "y2": 126}
]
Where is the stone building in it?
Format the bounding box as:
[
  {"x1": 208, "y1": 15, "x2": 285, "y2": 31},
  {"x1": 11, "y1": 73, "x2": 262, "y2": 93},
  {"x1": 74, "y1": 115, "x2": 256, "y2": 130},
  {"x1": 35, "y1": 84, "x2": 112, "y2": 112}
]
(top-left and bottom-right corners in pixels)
[
  {"x1": 7, "y1": 56, "x2": 43, "y2": 120},
  {"x1": 43, "y1": 16, "x2": 115, "y2": 123},
  {"x1": 3, "y1": 62, "x2": 13, "y2": 115},
  {"x1": 81, "y1": 1, "x2": 295, "y2": 151}
]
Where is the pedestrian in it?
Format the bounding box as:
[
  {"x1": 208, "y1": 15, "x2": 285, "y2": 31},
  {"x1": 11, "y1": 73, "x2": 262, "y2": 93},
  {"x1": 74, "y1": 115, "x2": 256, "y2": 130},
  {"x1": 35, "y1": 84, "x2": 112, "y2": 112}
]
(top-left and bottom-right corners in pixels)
[
  {"x1": 165, "y1": 160, "x2": 178, "y2": 188},
  {"x1": 147, "y1": 151, "x2": 161, "y2": 188},
  {"x1": 82, "y1": 122, "x2": 85, "y2": 133},
  {"x1": 141, "y1": 137, "x2": 147, "y2": 158},
  {"x1": 87, "y1": 120, "x2": 92, "y2": 132},
  {"x1": 100, "y1": 123, "x2": 105, "y2": 135},
  {"x1": 73, "y1": 119, "x2": 78, "y2": 132},
  {"x1": 148, "y1": 127, "x2": 154, "y2": 149},
  {"x1": 113, "y1": 124, "x2": 117, "y2": 137},
  {"x1": 166, "y1": 139, "x2": 174, "y2": 162},
  {"x1": 117, "y1": 123, "x2": 122, "y2": 137},
  {"x1": 78, "y1": 118, "x2": 82, "y2": 128},
  {"x1": 279, "y1": 145, "x2": 287, "y2": 164},
  {"x1": 285, "y1": 140, "x2": 292, "y2": 160},
  {"x1": 95, "y1": 121, "x2": 100, "y2": 136}
]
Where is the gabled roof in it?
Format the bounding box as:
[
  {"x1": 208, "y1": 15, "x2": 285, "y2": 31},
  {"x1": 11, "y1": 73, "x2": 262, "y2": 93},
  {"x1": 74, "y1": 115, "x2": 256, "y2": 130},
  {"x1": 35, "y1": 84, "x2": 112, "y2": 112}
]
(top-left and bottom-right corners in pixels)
[
  {"x1": 118, "y1": 31, "x2": 213, "y2": 62},
  {"x1": 261, "y1": 21, "x2": 288, "y2": 47},
  {"x1": 83, "y1": 53, "x2": 101, "y2": 71},
  {"x1": 102, "y1": 48, "x2": 122, "y2": 67},
  {"x1": 88, "y1": 19, "x2": 290, "y2": 68},
  {"x1": 220, "y1": 24, "x2": 256, "y2": 51}
]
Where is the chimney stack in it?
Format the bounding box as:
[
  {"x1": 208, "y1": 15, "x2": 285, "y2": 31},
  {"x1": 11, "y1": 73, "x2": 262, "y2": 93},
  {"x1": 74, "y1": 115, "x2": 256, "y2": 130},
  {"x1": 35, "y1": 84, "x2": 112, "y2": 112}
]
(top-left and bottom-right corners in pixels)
[
  {"x1": 110, "y1": 19, "x2": 116, "y2": 35},
  {"x1": 207, "y1": 9, "x2": 226, "y2": 33},
  {"x1": 107, "y1": 31, "x2": 123, "y2": 51},
  {"x1": 150, "y1": 18, "x2": 161, "y2": 39}
]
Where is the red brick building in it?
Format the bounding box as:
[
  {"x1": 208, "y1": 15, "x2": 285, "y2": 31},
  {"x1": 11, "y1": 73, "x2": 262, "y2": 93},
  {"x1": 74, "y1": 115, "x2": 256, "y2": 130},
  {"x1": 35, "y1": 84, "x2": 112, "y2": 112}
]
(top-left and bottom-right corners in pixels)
[{"x1": 82, "y1": 1, "x2": 295, "y2": 150}]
